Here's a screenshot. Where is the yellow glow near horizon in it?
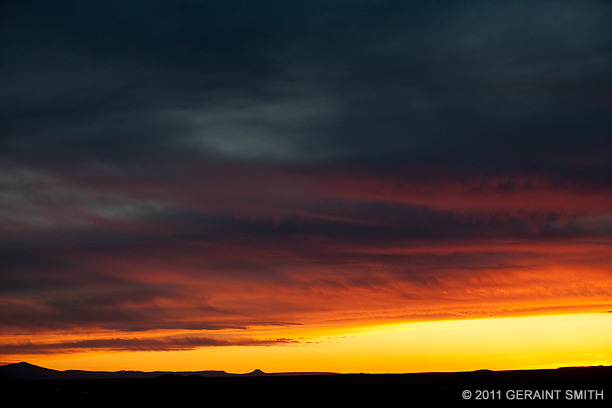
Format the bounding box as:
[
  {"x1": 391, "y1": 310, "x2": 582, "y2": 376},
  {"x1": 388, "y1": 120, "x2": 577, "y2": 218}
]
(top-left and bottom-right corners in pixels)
[{"x1": 7, "y1": 312, "x2": 612, "y2": 374}]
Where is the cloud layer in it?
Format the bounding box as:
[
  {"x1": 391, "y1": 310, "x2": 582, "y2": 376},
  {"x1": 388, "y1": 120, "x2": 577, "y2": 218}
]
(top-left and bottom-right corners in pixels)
[{"x1": 1, "y1": 0, "x2": 611, "y2": 354}]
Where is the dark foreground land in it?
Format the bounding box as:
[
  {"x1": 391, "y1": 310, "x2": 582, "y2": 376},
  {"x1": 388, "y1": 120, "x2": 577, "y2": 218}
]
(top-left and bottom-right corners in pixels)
[{"x1": 2, "y1": 364, "x2": 611, "y2": 405}]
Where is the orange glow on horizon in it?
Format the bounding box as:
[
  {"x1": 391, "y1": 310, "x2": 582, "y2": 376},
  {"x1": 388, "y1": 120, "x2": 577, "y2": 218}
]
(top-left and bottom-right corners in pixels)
[{"x1": 4, "y1": 312, "x2": 611, "y2": 374}]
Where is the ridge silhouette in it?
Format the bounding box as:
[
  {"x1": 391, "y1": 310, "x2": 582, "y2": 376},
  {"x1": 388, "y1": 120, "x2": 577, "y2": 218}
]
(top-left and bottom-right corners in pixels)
[{"x1": 1, "y1": 362, "x2": 610, "y2": 405}]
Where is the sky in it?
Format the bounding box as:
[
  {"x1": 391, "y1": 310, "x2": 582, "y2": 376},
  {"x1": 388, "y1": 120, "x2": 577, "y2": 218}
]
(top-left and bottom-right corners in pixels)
[{"x1": 1, "y1": 0, "x2": 612, "y2": 373}]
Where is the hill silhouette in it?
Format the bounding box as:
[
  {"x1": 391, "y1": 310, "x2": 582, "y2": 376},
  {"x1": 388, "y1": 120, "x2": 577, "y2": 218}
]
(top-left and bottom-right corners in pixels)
[
  {"x1": 0, "y1": 361, "x2": 234, "y2": 379},
  {"x1": 1, "y1": 362, "x2": 611, "y2": 405},
  {"x1": 0, "y1": 362, "x2": 334, "y2": 380}
]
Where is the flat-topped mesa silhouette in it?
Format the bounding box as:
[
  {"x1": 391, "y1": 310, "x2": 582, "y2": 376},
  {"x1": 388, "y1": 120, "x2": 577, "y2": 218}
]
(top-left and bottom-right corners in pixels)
[{"x1": 245, "y1": 369, "x2": 266, "y2": 376}]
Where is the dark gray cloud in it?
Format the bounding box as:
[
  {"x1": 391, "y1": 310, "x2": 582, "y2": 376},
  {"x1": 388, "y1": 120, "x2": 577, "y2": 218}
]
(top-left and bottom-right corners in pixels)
[
  {"x1": 0, "y1": 335, "x2": 299, "y2": 354},
  {"x1": 2, "y1": 0, "x2": 610, "y2": 168}
]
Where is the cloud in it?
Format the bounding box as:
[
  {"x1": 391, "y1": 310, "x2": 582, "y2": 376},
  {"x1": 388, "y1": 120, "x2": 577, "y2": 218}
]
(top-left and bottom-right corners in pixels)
[
  {"x1": 1, "y1": 0, "x2": 611, "y2": 349},
  {"x1": 2, "y1": 1, "x2": 610, "y2": 170},
  {"x1": 0, "y1": 335, "x2": 300, "y2": 355}
]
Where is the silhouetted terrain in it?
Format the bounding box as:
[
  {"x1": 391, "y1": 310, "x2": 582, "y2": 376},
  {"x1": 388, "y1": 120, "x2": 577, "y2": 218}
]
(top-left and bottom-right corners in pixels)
[
  {"x1": 1, "y1": 363, "x2": 610, "y2": 405},
  {"x1": 0, "y1": 362, "x2": 334, "y2": 379}
]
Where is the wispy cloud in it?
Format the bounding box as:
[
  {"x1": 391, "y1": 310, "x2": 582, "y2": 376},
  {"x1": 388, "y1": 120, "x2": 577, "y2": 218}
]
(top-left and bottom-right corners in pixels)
[{"x1": 0, "y1": 335, "x2": 300, "y2": 355}]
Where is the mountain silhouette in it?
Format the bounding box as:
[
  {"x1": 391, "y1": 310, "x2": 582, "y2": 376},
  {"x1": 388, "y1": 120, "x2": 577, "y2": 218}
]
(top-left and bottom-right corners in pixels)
[
  {"x1": 0, "y1": 362, "x2": 59, "y2": 379},
  {"x1": 0, "y1": 362, "x2": 334, "y2": 380},
  {"x1": 0, "y1": 362, "x2": 233, "y2": 379},
  {"x1": 1, "y1": 362, "x2": 611, "y2": 405}
]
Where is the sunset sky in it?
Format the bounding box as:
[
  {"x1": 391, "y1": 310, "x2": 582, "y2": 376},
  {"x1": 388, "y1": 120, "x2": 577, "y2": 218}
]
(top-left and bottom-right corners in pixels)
[{"x1": 1, "y1": 0, "x2": 612, "y2": 373}]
